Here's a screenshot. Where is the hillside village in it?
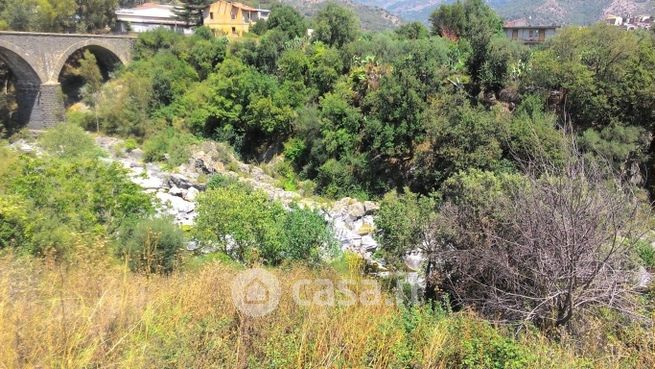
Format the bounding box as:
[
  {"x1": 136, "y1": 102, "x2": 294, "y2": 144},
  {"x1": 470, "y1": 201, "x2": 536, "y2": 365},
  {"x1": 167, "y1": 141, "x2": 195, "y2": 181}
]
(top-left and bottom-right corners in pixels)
[{"x1": 113, "y1": 1, "x2": 653, "y2": 46}]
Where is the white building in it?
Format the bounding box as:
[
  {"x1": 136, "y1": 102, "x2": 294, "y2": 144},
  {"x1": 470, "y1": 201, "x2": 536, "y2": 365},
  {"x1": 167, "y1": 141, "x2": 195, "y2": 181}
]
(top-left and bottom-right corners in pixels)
[
  {"x1": 116, "y1": 3, "x2": 193, "y2": 35},
  {"x1": 605, "y1": 14, "x2": 624, "y2": 26},
  {"x1": 256, "y1": 8, "x2": 271, "y2": 21}
]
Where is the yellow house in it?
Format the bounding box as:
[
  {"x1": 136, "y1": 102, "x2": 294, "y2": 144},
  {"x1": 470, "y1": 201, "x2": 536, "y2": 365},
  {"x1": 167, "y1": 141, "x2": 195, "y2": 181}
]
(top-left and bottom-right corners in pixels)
[{"x1": 203, "y1": 1, "x2": 262, "y2": 37}]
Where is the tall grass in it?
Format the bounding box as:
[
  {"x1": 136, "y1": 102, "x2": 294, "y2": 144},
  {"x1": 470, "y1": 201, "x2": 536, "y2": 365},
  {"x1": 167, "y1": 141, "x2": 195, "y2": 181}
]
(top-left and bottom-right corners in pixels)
[{"x1": 0, "y1": 254, "x2": 652, "y2": 368}]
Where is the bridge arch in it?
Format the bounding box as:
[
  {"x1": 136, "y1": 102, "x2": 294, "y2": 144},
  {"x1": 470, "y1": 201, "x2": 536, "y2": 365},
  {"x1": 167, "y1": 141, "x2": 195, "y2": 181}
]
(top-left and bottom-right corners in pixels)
[
  {"x1": 0, "y1": 40, "x2": 47, "y2": 127},
  {"x1": 53, "y1": 40, "x2": 128, "y2": 83},
  {"x1": 0, "y1": 40, "x2": 45, "y2": 84},
  {"x1": 0, "y1": 32, "x2": 134, "y2": 128}
]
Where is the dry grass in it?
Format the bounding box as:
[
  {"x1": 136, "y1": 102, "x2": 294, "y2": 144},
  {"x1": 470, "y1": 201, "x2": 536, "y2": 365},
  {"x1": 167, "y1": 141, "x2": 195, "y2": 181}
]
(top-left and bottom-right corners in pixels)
[{"x1": 0, "y1": 254, "x2": 653, "y2": 369}]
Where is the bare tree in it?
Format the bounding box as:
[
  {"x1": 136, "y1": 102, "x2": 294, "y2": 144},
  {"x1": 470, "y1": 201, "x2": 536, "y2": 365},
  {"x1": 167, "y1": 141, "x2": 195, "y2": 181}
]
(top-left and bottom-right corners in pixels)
[{"x1": 431, "y1": 151, "x2": 647, "y2": 330}]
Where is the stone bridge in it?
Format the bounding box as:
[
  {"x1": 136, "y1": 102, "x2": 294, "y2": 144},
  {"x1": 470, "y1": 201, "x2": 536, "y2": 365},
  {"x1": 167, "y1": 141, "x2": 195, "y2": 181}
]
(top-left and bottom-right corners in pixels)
[{"x1": 0, "y1": 31, "x2": 135, "y2": 128}]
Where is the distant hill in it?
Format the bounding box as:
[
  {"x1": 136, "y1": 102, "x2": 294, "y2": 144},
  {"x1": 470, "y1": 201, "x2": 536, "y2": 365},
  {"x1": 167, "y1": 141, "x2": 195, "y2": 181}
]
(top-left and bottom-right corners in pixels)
[
  {"x1": 352, "y1": 0, "x2": 655, "y2": 25},
  {"x1": 247, "y1": 0, "x2": 402, "y2": 31}
]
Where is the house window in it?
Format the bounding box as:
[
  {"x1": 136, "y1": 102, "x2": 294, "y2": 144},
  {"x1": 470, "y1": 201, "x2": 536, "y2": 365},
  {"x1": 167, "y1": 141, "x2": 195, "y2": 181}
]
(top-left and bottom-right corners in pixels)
[
  {"x1": 231, "y1": 7, "x2": 238, "y2": 20},
  {"x1": 232, "y1": 27, "x2": 237, "y2": 34},
  {"x1": 210, "y1": 12, "x2": 214, "y2": 20},
  {"x1": 528, "y1": 29, "x2": 538, "y2": 39}
]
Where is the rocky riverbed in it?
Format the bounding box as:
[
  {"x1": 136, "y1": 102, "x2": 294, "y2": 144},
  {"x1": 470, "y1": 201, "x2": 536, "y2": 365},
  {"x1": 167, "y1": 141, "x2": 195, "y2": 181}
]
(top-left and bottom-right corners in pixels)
[{"x1": 94, "y1": 136, "x2": 388, "y2": 265}]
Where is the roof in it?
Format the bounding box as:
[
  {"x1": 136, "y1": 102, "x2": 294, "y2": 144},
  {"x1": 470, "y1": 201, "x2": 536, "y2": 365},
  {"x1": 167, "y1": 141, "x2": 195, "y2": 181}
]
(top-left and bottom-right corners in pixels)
[
  {"x1": 116, "y1": 3, "x2": 177, "y2": 19},
  {"x1": 503, "y1": 20, "x2": 560, "y2": 30},
  {"x1": 115, "y1": 2, "x2": 187, "y2": 25},
  {"x1": 230, "y1": 2, "x2": 258, "y2": 11}
]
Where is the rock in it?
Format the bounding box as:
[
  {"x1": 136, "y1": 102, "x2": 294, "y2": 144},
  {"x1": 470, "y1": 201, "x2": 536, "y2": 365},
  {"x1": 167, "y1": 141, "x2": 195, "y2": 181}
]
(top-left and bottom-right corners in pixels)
[
  {"x1": 194, "y1": 158, "x2": 215, "y2": 175},
  {"x1": 10, "y1": 139, "x2": 41, "y2": 154},
  {"x1": 367, "y1": 258, "x2": 388, "y2": 272},
  {"x1": 186, "y1": 240, "x2": 200, "y2": 251},
  {"x1": 156, "y1": 192, "x2": 195, "y2": 214},
  {"x1": 636, "y1": 266, "x2": 653, "y2": 291},
  {"x1": 361, "y1": 235, "x2": 377, "y2": 252},
  {"x1": 347, "y1": 202, "x2": 366, "y2": 220},
  {"x1": 169, "y1": 186, "x2": 184, "y2": 197},
  {"x1": 357, "y1": 222, "x2": 375, "y2": 236},
  {"x1": 364, "y1": 201, "x2": 380, "y2": 215},
  {"x1": 332, "y1": 197, "x2": 353, "y2": 212},
  {"x1": 184, "y1": 187, "x2": 200, "y2": 202},
  {"x1": 404, "y1": 251, "x2": 424, "y2": 272},
  {"x1": 337, "y1": 232, "x2": 362, "y2": 251},
  {"x1": 169, "y1": 174, "x2": 195, "y2": 190},
  {"x1": 178, "y1": 212, "x2": 197, "y2": 226},
  {"x1": 127, "y1": 148, "x2": 144, "y2": 162},
  {"x1": 131, "y1": 174, "x2": 165, "y2": 190}
]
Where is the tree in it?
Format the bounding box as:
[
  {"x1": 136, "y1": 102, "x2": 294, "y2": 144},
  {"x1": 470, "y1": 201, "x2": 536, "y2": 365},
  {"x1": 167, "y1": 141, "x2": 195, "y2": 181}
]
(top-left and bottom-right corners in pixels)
[
  {"x1": 313, "y1": 3, "x2": 360, "y2": 48},
  {"x1": 265, "y1": 4, "x2": 307, "y2": 39},
  {"x1": 412, "y1": 92, "x2": 507, "y2": 192},
  {"x1": 479, "y1": 35, "x2": 529, "y2": 93},
  {"x1": 436, "y1": 152, "x2": 643, "y2": 329},
  {"x1": 77, "y1": 50, "x2": 103, "y2": 132},
  {"x1": 375, "y1": 189, "x2": 436, "y2": 274},
  {"x1": 395, "y1": 21, "x2": 430, "y2": 40},
  {"x1": 430, "y1": 0, "x2": 501, "y2": 41},
  {"x1": 524, "y1": 24, "x2": 655, "y2": 131},
  {"x1": 0, "y1": 0, "x2": 37, "y2": 31},
  {"x1": 35, "y1": 0, "x2": 75, "y2": 32},
  {"x1": 74, "y1": 0, "x2": 120, "y2": 33},
  {"x1": 194, "y1": 184, "x2": 335, "y2": 265},
  {"x1": 174, "y1": 0, "x2": 208, "y2": 27},
  {"x1": 188, "y1": 35, "x2": 228, "y2": 79},
  {"x1": 429, "y1": 0, "x2": 502, "y2": 94},
  {"x1": 1, "y1": 0, "x2": 120, "y2": 32}
]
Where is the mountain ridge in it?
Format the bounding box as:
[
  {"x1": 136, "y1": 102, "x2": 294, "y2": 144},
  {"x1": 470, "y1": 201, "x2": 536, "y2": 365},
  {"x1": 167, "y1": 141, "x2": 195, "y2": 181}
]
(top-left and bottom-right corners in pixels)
[
  {"x1": 277, "y1": 0, "x2": 402, "y2": 30},
  {"x1": 352, "y1": 0, "x2": 655, "y2": 25}
]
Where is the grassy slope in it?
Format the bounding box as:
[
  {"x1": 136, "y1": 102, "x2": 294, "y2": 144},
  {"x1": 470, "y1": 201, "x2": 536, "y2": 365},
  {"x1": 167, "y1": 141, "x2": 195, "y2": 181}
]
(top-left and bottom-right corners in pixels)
[{"x1": 0, "y1": 254, "x2": 653, "y2": 368}]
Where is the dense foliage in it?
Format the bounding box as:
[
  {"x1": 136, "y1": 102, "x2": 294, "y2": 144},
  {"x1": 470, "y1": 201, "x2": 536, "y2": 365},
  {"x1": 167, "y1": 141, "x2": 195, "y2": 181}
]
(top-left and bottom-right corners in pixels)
[
  {"x1": 195, "y1": 181, "x2": 336, "y2": 265},
  {"x1": 0, "y1": 125, "x2": 153, "y2": 259},
  {"x1": 0, "y1": 0, "x2": 125, "y2": 32},
  {"x1": 1, "y1": 1, "x2": 655, "y2": 362},
  {"x1": 7, "y1": 2, "x2": 655, "y2": 204}
]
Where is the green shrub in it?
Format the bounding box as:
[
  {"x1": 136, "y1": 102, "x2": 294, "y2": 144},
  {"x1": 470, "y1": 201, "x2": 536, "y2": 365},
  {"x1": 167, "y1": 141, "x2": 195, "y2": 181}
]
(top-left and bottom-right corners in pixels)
[
  {"x1": 206, "y1": 173, "x2": 243, "y2": 190},
  {"x1": 462, "y1": 336, "x2": 533, "y2": 369},
  {"x1": 124, "y1": 138, "x2": 138, "y2": 152},
  {"x1": 281, "y1": 205, "x2": 337, "y2": 263},
  {"x1": 194, "y1": 185, "x2": 286, "y2": 264},
  {"x1": 0, "y1": 152, "x2": 155, "y2": 259},
  {"x1": 66, "y1": 110, "x2": 95, "y2": 130},
  {"x1": 117, "y1": 217, "x2": 185, "y2": 274},
  {"x1": 194, "y1": 185, "x2": 336, "y2": 265},
  {"x1": 283, "y1": 137, "x2": 306, "y2": 163},
  {"x1": 5, "y1": 156, "x2": 153, "y2": 239},
  {"x1": 143, "y1": 128, "x2": 199, "y2": 167},
  {"x1": 0, "y1": 195, "x2": 29, "y2": 250},
  {"x1": 635, "y1": 240, "x2": 655, "y2": 268},
  {"x1": 38, "y1": 123, "x2": 102, "y2": 159}
]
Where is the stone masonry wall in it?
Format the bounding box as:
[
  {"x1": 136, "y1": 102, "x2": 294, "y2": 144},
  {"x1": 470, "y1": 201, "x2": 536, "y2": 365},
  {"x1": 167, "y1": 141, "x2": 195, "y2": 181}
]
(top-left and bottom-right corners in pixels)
[{"x1": 0, "y1": 32, "x2": 135, "y2": 128}]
